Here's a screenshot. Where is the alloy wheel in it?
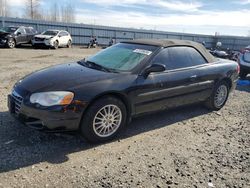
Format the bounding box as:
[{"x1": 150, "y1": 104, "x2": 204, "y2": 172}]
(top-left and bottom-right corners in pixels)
[
  {"x1": 67, "y1": 40, "x2": 72, "y2": 48},
  {"x1": 8, "y1": 39, "x2": 15, "y2": 48},
  {"x1": 53, "y1": 41, "x2": 59, "y2": 49},
  {"x1": 93, "y1": 104, "x2": 122, "y2": 138},
  {"x1": 214, "y1": 85, "x2": 228, "y2": 108}
]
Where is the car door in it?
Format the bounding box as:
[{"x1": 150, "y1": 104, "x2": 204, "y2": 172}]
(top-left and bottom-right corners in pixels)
[
  {"x1": 134, "y1": 46, "x2": 209, "y2": 115},
  {"x1": 58, "y1": 31, "x2": 67, "y2": 46},
  {"x1": 24, "y1": 28, "x2": 35, "y2": 43},
  {"x1": 62, "y1": 32, "x2": 70, "y2": 45},
  {"x1": 15, "y1": 27, "x2": 26, "y2": 44}
]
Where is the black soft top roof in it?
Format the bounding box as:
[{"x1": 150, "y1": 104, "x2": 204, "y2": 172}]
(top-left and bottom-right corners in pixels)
[{"x1": 122, "y1": 39, "x2": 216, "y2": 63}]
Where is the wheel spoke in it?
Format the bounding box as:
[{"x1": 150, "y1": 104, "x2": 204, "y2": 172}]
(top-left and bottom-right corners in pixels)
[
  {"x1": 99, "y1": 111, "x2": 106, "y2": 118},
  {"x1": 103, "y1": 107, "x2": 108, "y2": 115},
  {"x1": 94, "y1": 121, "x2": 103, "y2": 125},
  {"x1": 108, "y1": 106, "x2": 111, "y2": 114},
  {"x1": 110, "y1": 106, "x2": 115, "y2": 114},
  {"x1": 114, "y1": 114, "x2": 121, "y2": 119},
  {"x1": 111, "y1": 123, "x2": 118, "y2": 128},
  {"x1": 100, "y1": 126, "x2": 106, "y2": 133},
  {"x1": 107, "y1": 126, "x2": 111, "y2": 133},
  {"x1": 95, "y1": 124, "x2": 104, "y2": 130},
  {"x1": 104, "y1": 127, "x2": 109, "y2": 134},
  {"x1": 95, "y1": 117, "x2": 104, "y2": 121}
]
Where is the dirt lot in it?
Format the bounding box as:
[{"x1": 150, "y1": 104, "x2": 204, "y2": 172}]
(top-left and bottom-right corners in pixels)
[{"x1": 0, "y1": 46, "x2": 249, "y2": 188}]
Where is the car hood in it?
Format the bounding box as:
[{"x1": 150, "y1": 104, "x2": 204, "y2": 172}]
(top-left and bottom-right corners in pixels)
[
  {"x1": 15, "y1": 62, "x2": 120, "y2": 93},
  {"x1": 0, "y1": 31, "x2": 10, "y2": 37},
  {"x1": 34, "y1": 34, "x2": 54, "y2": 39}
]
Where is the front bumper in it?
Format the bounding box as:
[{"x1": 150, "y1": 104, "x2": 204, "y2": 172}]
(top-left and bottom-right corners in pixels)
[
  {"x1": 8, "y1": 93, "x2": 87, "y2": 131},
  {"x1": 32, "y1": 40, "x2": 53, "y2": 47}
]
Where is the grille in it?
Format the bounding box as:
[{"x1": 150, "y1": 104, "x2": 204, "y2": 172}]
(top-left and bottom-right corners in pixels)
[
  {"x1": 35, "y1": 37, "x2": 45, "y2": 41},
  {"x1": 12, "y1": 90, "x2": 23, "y2": 114}
]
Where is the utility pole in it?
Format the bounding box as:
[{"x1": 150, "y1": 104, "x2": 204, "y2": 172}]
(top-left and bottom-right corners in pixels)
[
  {"x1": 3, "y1": 0, "x2": 6, "y2": 17},
  {"x1": 30, "y1": 0, "x2": 33, "y2": 19}
]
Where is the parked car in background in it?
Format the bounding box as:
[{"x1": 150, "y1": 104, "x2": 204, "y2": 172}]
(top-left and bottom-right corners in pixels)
[
  {"x1": 0, "y1": 26, "x2": 37, "y2": 48},
  {"x1": 8, "y1": 39, "x2": 239, "y2": 142},
  {"x1": 32, "y1": 30, "x2": 72, "y2": 49},
  {"x1": 238, "y1": 45, "x2": 250, "y2": 79}
]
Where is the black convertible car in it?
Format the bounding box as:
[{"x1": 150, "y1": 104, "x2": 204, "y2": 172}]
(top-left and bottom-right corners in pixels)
[
  {"x1": 8, "y1": 39, "x2": 239, "y2": 142},
  {"x1": 0, "y1": 26, "x2": 37, "y2": 48}
]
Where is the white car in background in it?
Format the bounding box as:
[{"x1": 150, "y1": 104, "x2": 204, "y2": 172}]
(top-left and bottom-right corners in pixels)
[{"x1": 32, "y1": 30, "x2": 72, "y2": 49}]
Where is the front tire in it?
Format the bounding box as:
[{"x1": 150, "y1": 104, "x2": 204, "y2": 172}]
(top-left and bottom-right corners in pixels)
[
  {"x1": 67, "y1": 40, "x2": 72, "y2": 48},
  {"x1": 7, "y1": 38, "x2": 16, "y2": 48},
  {"x1": 80, "y1": 96, "x2": 127, "y2": 143},
  {"x1": 53, "y1": 40, "x2": 59, "y2": 49},
  {"x1": 204, "y1": 81, "x2": 229, "y2": 111}
]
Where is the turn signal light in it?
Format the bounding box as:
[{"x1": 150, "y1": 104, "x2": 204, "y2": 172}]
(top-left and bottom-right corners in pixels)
[
  {"x1": 236, "y1": 64, "x2": 240, "y2": 74},
  {"x1": 60, "y1": 93, "x2": 74, "y2": 105}
]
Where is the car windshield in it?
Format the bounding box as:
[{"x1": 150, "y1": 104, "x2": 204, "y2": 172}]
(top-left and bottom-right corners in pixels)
[
  {"x1": 0, "y1": 27, "x2": 18, "y2": 33},
  {"x1": 42, "y1": 31, "x2": 58, "y2": 36},
  {"x1": 86, "y1": 43, "x2": 157, "y2": 71}
]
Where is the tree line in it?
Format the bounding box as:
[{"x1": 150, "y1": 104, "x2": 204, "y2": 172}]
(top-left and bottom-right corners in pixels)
[
  {"x1": 0, "y1": 0, "x2": 75, "y2": 23},
  {"x1": 0, "y1": 0, "x2": 10, "y2": 17}
]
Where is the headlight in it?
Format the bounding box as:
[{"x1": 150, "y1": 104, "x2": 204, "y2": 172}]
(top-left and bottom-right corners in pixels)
[{"x1": 30, "y1": 91, "x2": 74, "y2": 107}]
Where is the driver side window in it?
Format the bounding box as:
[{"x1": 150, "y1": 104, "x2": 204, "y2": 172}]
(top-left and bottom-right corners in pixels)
[{"x1": 16, "y1": 28, "x2": 26, "y2": 35}]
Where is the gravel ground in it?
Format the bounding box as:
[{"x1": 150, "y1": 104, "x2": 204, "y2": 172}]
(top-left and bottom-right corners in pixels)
[{"x1": 0, "y1": 46, "x2": 249, "y2": 188}]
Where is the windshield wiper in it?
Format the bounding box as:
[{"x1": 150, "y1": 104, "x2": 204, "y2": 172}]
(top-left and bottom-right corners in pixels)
[{"x1": 78, "y1": 60, "x2": 118, "y2": 73}]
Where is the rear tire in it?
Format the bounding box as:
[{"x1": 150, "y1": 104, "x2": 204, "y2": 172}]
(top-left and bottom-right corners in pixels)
[
  {"x1": 204, "y1": 81, "x2": 229, "y2": 111},
  {"x1": 80, "y1": 96, "x2": 127, "y2": 143},
  {"x1": 7, "y1": 38, "x2": 16, "y2": 48}
]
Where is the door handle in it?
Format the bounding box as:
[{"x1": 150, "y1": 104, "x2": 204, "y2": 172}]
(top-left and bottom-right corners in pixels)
[{"x1": 190, "y1": 75, "x2": 197, "y2": 81}]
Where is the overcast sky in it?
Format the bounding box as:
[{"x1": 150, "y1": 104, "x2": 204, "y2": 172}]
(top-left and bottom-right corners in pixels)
[{"x1": 8, "y1": 0, "x2": 250, "y2": 36}]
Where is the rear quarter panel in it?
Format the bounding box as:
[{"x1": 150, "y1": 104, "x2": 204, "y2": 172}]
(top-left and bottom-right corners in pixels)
[{"x1": 199, "y1": 59, "x2": 239, "y2": 91}]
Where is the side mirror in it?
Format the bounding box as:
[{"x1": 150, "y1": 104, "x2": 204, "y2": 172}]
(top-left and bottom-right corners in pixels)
[
  {"x1": 16, "y1": 32, "x2": 21, "y2": 36},
  {"x1": 142, "y1": 63, "x2": 166, "y2": 78}
]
